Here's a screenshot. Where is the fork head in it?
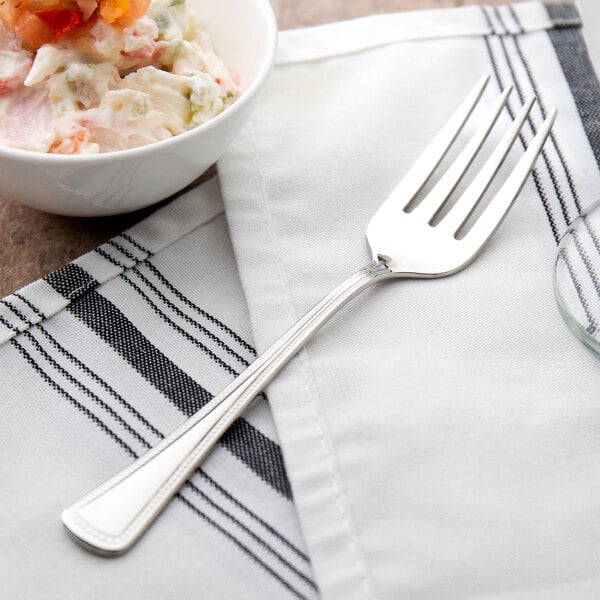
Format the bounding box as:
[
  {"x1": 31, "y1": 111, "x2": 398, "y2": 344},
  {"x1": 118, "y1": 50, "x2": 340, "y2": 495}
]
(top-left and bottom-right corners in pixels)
[{"x1": 366, "y1": 76, "x2": 556, "y2": 277}]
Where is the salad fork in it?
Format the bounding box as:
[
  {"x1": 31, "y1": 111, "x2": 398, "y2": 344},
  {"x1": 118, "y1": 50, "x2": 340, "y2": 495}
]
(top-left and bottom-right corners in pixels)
[{"x1": 62, "y1": 75, "x2": 557, "y2": 555}]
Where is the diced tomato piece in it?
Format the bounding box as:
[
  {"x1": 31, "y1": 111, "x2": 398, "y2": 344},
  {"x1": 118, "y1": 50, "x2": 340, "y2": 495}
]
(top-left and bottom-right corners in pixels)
[
  {"x1": 0, "y1": 0, "x2": 150, "y2": 49},
  {"x1": 0, "y1": 0, "x2": 84, "y2": 49},
  {"x1": 0, "y1": 0, "x2": 96, "y2": 49},
  {"x1": 35, "y1": 7, "x2": 82, "y2": 37},
  {"x1": 98, "y1": 0, "x2": 149, "y2": 24},
  {"x1": 29, "y1": 0, "x2": 98, "y2": 21}
]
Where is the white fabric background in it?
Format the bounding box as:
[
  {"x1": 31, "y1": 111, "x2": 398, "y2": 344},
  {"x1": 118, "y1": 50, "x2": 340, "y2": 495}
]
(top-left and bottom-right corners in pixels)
[{"x1": 3, "y1": 3, "x2": 600, "y2": 599}]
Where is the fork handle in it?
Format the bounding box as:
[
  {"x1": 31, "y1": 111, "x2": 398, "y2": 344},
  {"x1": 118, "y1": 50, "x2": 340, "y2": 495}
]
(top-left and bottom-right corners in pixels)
[{"x1": 61, "y1": 261, "x2": 391, "y2": 555}]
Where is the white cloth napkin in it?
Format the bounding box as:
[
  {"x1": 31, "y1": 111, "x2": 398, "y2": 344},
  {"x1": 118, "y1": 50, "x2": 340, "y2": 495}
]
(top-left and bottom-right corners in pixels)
[
  {"x1": 217, "y1": 2, "x2": 600, "y2": 599},
  {"x1": 3, "y1": 2, "x2": 600, "y2": 599}
]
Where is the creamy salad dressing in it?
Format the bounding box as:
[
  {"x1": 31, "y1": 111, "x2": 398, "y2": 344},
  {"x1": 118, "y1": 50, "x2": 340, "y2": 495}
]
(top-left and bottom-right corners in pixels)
[{"x1": 0, "y1": 0, "x2": 241, "y2": 153}]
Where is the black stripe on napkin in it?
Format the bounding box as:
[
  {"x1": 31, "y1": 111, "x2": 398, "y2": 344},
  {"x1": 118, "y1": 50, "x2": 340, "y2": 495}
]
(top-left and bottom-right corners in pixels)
[
  {"x1": 545, "y1": 3, "x2": 581, "y2": 29},
  {"x1": 69, "y1": 287, "x2": 214, "y2": 412},
  {"x1": 546, "y1": 5, "x2": 600, "y2": 171},
  {"x1": 45, "y1": 263, "x2": 98, "y2": 299},
  {"x1": 71, "y1": 289, "x2": 292, "y2": 497}
]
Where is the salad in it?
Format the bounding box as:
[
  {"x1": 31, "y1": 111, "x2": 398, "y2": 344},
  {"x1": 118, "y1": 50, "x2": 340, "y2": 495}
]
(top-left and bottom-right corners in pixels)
[{"x1": 0, "y1": 0, "x2": 242, "y2": 153}]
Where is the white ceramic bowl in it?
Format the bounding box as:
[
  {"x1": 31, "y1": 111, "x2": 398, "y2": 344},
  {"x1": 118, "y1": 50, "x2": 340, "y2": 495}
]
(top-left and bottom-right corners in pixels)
[{"x1": 0, "y1": 0, "x2": 277, "y2": 216}]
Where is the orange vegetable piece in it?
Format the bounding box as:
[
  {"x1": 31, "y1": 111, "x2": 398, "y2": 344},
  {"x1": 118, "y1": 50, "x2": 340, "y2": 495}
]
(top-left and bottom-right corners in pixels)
[
  {"x1": 98, "y1": 0, "x2": 149, "y2": 23},
  {"x1": 48, "y1": 128, "x2": 89, "y2": 153}
]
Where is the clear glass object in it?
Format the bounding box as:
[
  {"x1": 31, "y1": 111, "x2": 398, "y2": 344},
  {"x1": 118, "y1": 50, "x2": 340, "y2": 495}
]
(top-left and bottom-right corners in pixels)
[{"x1": 554, "y1": 200, "x2": 600, "y2": 356}]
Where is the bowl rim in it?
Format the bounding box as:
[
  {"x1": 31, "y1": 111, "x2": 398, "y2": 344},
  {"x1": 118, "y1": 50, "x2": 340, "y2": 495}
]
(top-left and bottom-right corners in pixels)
[{"x1": 0, "y1": 0, "x2": 278, "y2": 164}]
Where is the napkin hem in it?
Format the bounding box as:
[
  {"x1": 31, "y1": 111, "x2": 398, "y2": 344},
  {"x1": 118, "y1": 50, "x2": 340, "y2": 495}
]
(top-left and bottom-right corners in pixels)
[{"x1": 219, "y1": 116, "x2": 379, "y2": 599}]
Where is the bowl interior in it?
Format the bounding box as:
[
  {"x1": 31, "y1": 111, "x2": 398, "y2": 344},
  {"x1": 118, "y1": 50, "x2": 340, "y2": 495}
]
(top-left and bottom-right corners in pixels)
[{"x1": 0, "y1": 0, "x2": 276, "y2": 164}]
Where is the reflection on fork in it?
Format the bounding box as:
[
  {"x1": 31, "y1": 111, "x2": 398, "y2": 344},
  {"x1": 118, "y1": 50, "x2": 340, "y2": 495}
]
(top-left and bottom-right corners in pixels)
[{"x1": 61, "y1": 75, "x2": 557, "y2": 555}]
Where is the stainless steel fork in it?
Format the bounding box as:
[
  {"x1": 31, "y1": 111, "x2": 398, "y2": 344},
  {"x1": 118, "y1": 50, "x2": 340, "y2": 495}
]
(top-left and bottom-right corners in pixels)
[{"x1": 62, "y1": 75, "x2": 556, "y2": 555}]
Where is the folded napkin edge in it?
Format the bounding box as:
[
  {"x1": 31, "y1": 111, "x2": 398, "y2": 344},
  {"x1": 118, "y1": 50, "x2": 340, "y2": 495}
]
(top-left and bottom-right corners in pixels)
[{"x1": 275, "y1": 1, "x2": 558, "y2": 66}]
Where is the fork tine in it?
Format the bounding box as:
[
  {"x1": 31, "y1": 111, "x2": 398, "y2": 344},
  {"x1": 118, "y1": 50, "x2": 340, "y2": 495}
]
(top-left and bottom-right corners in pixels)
[
  {"x1": 381, "y1": 75, "x2": 490, "y2": 212},
  {"x1": 463, "y1": 108, "x2": 557, "y2": 251},
  {"x1": 412, "y1": 84, "x2": 513, "y2": 223},
  {"x1": 439, "y1": 96, "x2": 536, "y2": 236}
]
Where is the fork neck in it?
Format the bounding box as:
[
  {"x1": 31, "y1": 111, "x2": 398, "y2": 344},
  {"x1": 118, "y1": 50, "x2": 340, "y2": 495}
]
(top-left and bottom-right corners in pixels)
[{"x1": 361, "y1": 259, "x2": 394, "y2": 280}]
